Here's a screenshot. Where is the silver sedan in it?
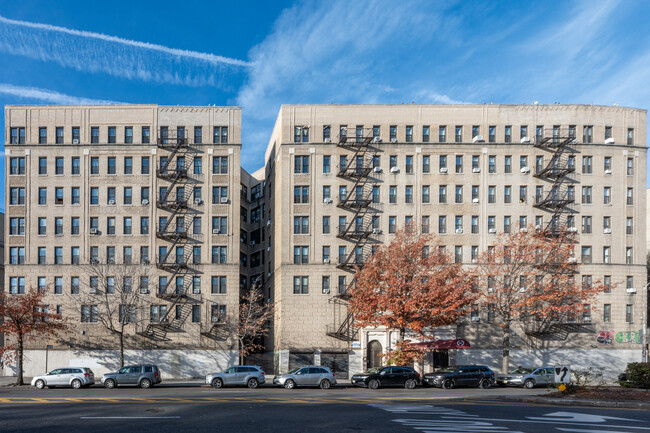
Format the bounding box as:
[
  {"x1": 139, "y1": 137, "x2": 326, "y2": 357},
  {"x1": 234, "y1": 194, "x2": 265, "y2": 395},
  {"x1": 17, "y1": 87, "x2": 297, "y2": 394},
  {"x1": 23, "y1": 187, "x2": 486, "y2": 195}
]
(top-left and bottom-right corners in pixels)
[
  {"x1": 31, "y1": 367, "x2": 95, "y2": 389},
  {"x1": 273, "y1": 366, "x2": 337, "y2": 389}
]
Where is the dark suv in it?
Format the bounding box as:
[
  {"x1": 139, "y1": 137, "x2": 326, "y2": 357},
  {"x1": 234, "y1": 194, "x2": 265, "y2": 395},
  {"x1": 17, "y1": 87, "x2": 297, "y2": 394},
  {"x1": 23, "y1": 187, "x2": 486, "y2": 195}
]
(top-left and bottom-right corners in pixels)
[
  {"x1": 102, "y1": 364, "x2": 161, "y2": 389},
  {"x1": 423, "y1": 365, "x2": 494, "y2": 389},
  {"x1": 351, "y1": 366, "x2": 421, "y2": 389}
]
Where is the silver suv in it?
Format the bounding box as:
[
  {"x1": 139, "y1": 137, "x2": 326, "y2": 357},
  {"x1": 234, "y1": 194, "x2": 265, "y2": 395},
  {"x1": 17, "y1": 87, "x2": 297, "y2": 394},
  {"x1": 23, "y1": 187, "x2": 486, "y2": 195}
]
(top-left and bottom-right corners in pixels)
[
  {"x1": 102, "y1": 364, "x2": 161, "y2": 389},
  {"x1": 32, "y1": 367, "x2": 95, "y2": 389},
  {"x1": 273, "y1": 366, "x2": 337, "y2": 389},
  {"x1": 205, "y1": 366, "x2": 266, "y2": 389}
]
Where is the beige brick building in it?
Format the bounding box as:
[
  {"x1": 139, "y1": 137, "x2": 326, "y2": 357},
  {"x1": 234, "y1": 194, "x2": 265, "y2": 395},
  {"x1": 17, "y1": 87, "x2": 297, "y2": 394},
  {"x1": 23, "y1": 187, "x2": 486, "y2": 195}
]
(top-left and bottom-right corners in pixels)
[
  {"x1": 261, "y1": 104, "x2": 648, "y2": 377},
  {"x1": 4, "y1": 105, "x2": 241, "y2": 377},
  {"x1": 3, "y1": 103, "x2": 648, "y2": 379}
]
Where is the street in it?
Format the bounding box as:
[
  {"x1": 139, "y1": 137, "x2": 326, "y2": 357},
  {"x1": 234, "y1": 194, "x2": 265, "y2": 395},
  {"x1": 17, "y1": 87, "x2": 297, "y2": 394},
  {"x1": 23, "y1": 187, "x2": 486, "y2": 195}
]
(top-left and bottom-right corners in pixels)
[{"x1": 1, "y1": 385, "x2": 648, "y2": 432}]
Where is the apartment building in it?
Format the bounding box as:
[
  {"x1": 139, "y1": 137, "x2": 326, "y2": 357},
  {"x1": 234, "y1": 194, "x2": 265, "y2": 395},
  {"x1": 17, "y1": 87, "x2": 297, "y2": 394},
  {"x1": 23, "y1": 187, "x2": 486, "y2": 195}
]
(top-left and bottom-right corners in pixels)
[
  {"x1": 4, "y1": 105, "x2": 241, "y2": 377},
  {"x1": 261, "y1": 104, "x2": 648, "y2": 377}
]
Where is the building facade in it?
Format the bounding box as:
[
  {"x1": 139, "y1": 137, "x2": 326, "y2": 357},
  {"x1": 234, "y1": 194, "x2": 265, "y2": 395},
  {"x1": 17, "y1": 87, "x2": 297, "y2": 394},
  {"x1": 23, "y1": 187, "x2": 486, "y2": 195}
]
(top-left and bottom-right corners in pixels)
[
  {"x1": 261, "y1": 104, "x2": 648, "y2": 377},
  {"x1": 4, "y1": 105, "x2": 242, "y2": 377},
  {"x1": 3, "y1": 103, "x2": 648, "y2": 379}
]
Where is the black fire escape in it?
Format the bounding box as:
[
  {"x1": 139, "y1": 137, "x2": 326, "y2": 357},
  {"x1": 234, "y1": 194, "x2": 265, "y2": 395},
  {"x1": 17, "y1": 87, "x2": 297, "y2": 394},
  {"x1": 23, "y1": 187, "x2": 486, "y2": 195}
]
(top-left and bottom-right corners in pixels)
[
  {"x1": 529, "y1": 127, "x2": 586, "y2": 340},
  {"x1": 326, "y1": 128, "x2": 381, "y2": 342},
  {"x1": 137, "y1": 128, "x2": 202, "y2": 341}
]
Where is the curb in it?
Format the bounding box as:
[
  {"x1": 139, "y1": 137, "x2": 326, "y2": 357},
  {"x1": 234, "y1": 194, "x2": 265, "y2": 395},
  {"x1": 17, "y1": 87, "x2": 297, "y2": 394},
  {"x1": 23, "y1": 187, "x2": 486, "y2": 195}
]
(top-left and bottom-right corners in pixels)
[{"x1": 503, "y1": 396, "x2": 650, "y2": 410}]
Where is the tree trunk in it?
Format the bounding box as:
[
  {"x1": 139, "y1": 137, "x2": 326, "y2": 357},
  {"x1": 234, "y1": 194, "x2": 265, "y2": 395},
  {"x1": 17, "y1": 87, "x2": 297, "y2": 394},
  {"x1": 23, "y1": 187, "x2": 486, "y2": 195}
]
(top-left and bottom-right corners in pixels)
[
  {"x1": 239, "y1": 338, "x2": 244, "y2": 365},
  {"x1": 502, "y1": 324, "x2": 511, "y2": 374},
  {"x1": 17, "y1": 333, "x2": 24, "y2": 386},
  {"x1": 119, "y1": 333, "x2": 124, "y2": 368}
]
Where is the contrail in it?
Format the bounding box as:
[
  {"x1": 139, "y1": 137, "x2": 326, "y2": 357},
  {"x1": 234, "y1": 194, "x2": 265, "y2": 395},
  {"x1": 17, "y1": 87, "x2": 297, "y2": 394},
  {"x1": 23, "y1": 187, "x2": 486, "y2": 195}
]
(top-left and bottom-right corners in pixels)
[
  {"x1": 0, "y1": 83, "x2": 124, "y2": 105},
  {"x1": 0, "y1": 15, "x2": 251, "y2": 87}
]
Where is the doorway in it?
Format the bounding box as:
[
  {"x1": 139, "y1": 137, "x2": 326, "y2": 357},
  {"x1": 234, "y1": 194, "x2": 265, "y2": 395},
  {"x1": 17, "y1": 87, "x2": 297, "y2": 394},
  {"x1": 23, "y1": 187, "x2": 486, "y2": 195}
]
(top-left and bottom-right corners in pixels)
[{"x1": 367, "y1": 340, "x2": 383, "y2": 369}]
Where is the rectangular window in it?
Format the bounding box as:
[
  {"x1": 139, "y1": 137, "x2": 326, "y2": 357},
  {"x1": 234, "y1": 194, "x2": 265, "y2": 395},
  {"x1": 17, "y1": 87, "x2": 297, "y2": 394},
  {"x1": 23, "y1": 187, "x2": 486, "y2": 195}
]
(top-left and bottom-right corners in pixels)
[
  {"x1": 9, "y1": 187, "x2": 25, "y2": 205},
  {"x1": 108, "y1": 127, "x2": 116, "y2": 144},
  {"x1": 438, "y1": 216, "x2": 447, "y2": 234},
  {"x1": 10, "y1": 217, "x2": 25, "y2": 235},
  {"x1": 422, "y1": 125, "x2": 430, "y2": 142},
  {"x1": 293, "y1": 276, "x2": 309, "y2": 294},
  {"x1": 582, "y1": 156, "x2": 592, "y2": 174},
  {"x1": 405, "y1": 125, "x2": 413, "y2": 142},
  {"x1": 211, "y1": 246, "x2": 227, "y2": 264},
  {"x1": 405, "y1": 155, "x2": 413, "y2": 174},
  {"x1": 213, "y1": 156, "x2": 228, "y2": 174},
  {"x1": 627, "y1": 128, "x2": 634, "y2": 145},
  {"x1": 626, "y1": 304, "x2": 633, "y2": 323},
  {"x1": 489, "y1": 125, "x2": 496, "y2": 143},
  {"x1": 488, "y1": 156, "x2": 496, "y2": 173},
  {"x1": 472, "y1": 125, "x2": 480, "y2": 138},
  {"x1": 38, "y1": 127, "x2": 47, "y2": 144},
  {"x1": 389, "y1": 125, "x2": 397, "y2": 141},
  {"x1": 504, "y1": 185, "x2": 511, "y2": 203},
  {"x1": 322, "y1": 216, "x2": 330, "y2": 234},
  {"x1": 9, "y1": 157, "x2": 26, "y2": 175},
  {"x1": 455, "y1": 155, "x2": 463, "y2": 173},
  {"x1": 627, "y1": 157, "x2": 634, "y2": 176},
  {"x1": 455, "y1": 185, "x2": 463, "y2": 203},
  {"x1": 293, "y1": 246, "x2": 309, "y2": 264},
  {"x1": 81, "y1": 305, "x2": 98, "y2": 323},
  {"x1": 582, "y1": 186, "x2": 592, "y2": 204},
  {"x1": 504, "y1": 125, "x2": 512, "y2": 143},
  {"x1": 583, "y1": 125, "x2": 593, "y2": 143},
  {"x1": 124, "y1": 126, "x2": 133, "y2": 144},
  {"x1": 10, "y1": 127, "x2": 25, "y2": 144},
  {"x1": 38, "y1": 157, "x2": 47, "y2": 175},
  {"x1": 71, "y1": 217, "x2": 80, "y2": 235},
  {"x1": 581, "y1": 246, "x2": 592, "y2": 264},
  {"x1": 293, "y1": 186, "x2": 309, "y2": 204},
  {"x1": 323, "y1": 155, "x2": 331, "y2": 174},
  {"x1": 107, "y1": 157, "x2": 116, "y2": 174},
  {"x1": 294, "y1": 155, "x2": 309, "y2": 174},
  {"x1": 211, "y1": 276, "x2": 227, "y2": 294}
]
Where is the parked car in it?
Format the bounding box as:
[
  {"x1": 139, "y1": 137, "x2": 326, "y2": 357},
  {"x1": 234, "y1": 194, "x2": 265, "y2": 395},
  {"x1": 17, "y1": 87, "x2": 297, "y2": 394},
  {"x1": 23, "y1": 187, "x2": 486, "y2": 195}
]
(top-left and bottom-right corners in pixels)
[
  {"x1": 101, "y1": 364, "x2": 161, "y2": 389},
  {"x1": 273, "y1": 366, "x2": 337, "y2": 389},
  {"x1": 351, "y1": 366, "x2": 421, "y2": 389},
  {"x1": 496, "y1": 367, "x2": 534, "y2": 387},
  {"x1": 31, "y1": 367, "x2": 95, "y2": 389},
  {"x1": 205, "y1": 366, "x2": 265, "y2": 389},
  {"x1": 423, "y1": 365, "x2": 495, "y2": 389},
  {"x1": 421, "y1": 367, "x2": 455, "y2": 387},
  {"x1": 518, "y1": 367, "x2": 556, "y2": 389}
]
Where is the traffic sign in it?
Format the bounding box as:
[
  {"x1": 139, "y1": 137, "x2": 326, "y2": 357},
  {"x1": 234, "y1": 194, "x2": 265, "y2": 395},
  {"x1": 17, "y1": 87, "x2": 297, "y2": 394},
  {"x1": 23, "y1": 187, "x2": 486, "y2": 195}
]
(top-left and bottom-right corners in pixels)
[{"x1": 554, "y1": 365, "x2": 571, "y2": 384}]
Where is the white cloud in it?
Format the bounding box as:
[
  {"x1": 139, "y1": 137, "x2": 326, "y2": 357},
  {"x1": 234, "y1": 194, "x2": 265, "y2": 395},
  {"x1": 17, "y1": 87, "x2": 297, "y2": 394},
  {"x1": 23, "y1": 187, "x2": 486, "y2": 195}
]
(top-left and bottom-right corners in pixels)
[
  {"x1": 0, "y1": 14, "x2": 251, "y2": 87},
  {"x1": 0, "y1": 83, "x2": 123, "y2": 105}
]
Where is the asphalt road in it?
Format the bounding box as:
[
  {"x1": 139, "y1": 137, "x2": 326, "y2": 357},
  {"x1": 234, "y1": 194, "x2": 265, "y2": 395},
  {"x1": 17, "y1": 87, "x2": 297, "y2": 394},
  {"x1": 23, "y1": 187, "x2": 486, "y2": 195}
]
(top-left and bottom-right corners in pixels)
[{"x1": 1, "y1": 385, "x2": 648, "y2": 433}]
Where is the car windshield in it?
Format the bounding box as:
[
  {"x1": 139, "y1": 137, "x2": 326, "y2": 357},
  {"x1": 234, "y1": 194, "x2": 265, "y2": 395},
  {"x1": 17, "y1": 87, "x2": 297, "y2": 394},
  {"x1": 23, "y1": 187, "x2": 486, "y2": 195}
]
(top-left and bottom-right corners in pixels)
[
  {"x1": 509, "y1": 367, "x2": 533, "y2": 375},
  {"x1": 118, "y1": 367, "x2": 129, "y2": 374},
  {"x1": 365, "y1": 367, "x2": 382, "y2": 374},
  {"x1": 434, "y1": 367, "x2": 456, "y2": 373},
  {"x1": 287, "y1": 369, "x2": 299, "y2": 374}
]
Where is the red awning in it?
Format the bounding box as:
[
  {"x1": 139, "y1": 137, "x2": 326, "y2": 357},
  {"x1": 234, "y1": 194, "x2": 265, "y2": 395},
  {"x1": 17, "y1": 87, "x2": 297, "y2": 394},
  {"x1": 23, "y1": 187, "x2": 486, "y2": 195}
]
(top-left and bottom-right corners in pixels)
[{"x1": 409, "y1": 339, "x2": 471, "y2": 349}]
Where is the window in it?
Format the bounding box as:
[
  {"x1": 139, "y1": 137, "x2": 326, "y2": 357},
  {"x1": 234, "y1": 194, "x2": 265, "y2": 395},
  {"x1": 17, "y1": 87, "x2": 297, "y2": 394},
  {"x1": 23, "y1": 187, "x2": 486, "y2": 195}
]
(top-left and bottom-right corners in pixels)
[
  {"x1": 213, "y1": 126, "x2": 228, "y2": 144},
  {"x1": 389, "y1": 216, "x2": 397, "y2": 234},
  {"x1": 125, "y1": 127, "x2": 133, "y2": 144},
  {"x1": 519, "y1": 186, "x2": 527, "y2": 203},
  {"x1": 323, "y1": 185, "x2": 331, "y2": 201},
  {"x1": 405, "y1": 155, "x2": 413, "y2": 174},
  {"x1": 212, "y1": 216, "x2": 227, "y2": 234},
  {"x1": 604, "y1": 126, "x2": 612, "y2": 141},
  {"x1": 38, "y1": 217, "x2": 47, "y2": 235},
  {"x1": 488, "y1": 125, "x2": 496, "y2": 143},
  {"x1": 123, "y1": 217, "x2": 132, "y2": 235},
  {"x1": 603, "y1": 246, "x2": 611, "y2": 264},
  {"x1": 193, "y1": 217, "x2": 201, "y2": 235},
  {"x1": 9, "y1": 157, "x2": 25, "y2": 175},
  {"x1": 626, "y1": 217, "x2": 633, "y2": 235},
  {"x1": 421, "y1": 216, "x2": 430, "y2": 234},
  {"x1": 503, "y1": 216, "x2": 511, "y2": 233},
  {"x1": 455, "y1": 185, "x2": 463, "y2": 203},
  {"x1": 322, "y1": 155, "x2": 331, "y2": 174},
  {"x1": 627, "y1": 157, "x2": 634, "y2": 175},
  {"x1": 627, "y1": 188, "x2": 634, "y2": 205},
  {"x1": 583, "y1": 125, "x2": 593, "y2": 143},
  {"x1": 439, "y1": 185, "x2": 447, "y2": 203},
  {"x1": 422, "y1": 186, "x2": 430, "y2": 204},
  {"x1": 582, "y1": 156, "x2": 592, "y2": 174},
  {"x1": 9, "y1": 187, "x2": 25, "y2": 205},
  {"x1": 81, "y1": 305, "x2": 98, "y2": 323},
  {"x1": 54, "y1": 247, "x2": 63, "y2": 264},
  {"x1": 504, "y1": 125, "x2": 512, "y2": 143},
  {"x1": 438, "y1": 216, "x2": 447, "y2": 234},
  {"x1": 535, "y1": 155, "x2": 544, "y2": 173},
  {"x1": 582, "y1": 216, "x2": 592, "y2": 234},
  {"x1": 211, "y1": 276, "x2": 227, "y2": 294},
  {"x1": 107, "y1": 157, "x2": 116, "y2": 174},
  {"x1": 389, "y1": 125, "x2": 397, "y2": 141},
  {"x1": 603, "y1": 304, "x2": 611, "y2": 322},
  {"x1": 626, "y1": 304, "x2": 633, "y2": 323},
  {"x1": 212, "y1": 246, "x2": 227, "y2": 264},
  {"x1": 71, "y1": 217, "x2": 80, "y2": 235},
  {"x1": 212, "y1": 186, "x2": 229, "y2": 204},
  {"x1": 38, "y1": 157, "x2": 47, "y2": 175},
  {"x1": 107, "y1": 127, "x2": 116, "y2": 144},
  {"x1": 581, "y1": 246, "x2": 592, "y2": 264},
  {"x1": 107, "y1": 187, "x2": 116, "y2": 204},
  {"x1": 471, "y1": 155, "x2": 480, "y2": 172},
  {"x1": 405, "y1": 186, "x2": 413, "y2": 203},
  {"x1": 294, "y1": 246, "x2": 309, "y2": 264},
  {"x1": 293, "y1": 276, "x2": 309, "y2": 294},
  {"x1": 9, "y1": 247, "x2": 25, "y2": 265},
  {"x1": 322, "y1": 125, "x2": 331, "y2": 142},
  {"x1": 71, "y1": 277, "x2": 80, "y2": 295},
  {"x1": 627, "y1": 128, "x2": 634, "y2": 145},
  {"x1": 471, "y1": 216, "x2": 478, "y2": 234},
  {"x1": 626, "y1": 247, "x2": 633, "y2": 264},
  {"x1": 38, "y1": 127, "x2": 47, "y2": 144},
  {"x1": 582, "y1": 186, "x2": 592, "y2": 204},
  {"x1": 10, "y1": 127, "x2": 25, "y2": 144},
  {"x1": 294, "y1": 186, "x2": 309, "y2": 204},
  {"x1": 9, "y1": 217, "x2": 25, "y2": 235},
  {"x1": 294, "y1": 156, "x2": 309, "y2": 174},
  {"x1": 535, "y1": 125, "x2": 543, "y2": 143},
  {"x1": 293, "y1": 216, "x2": 309, "y2": 234},
  {"x1": 90, "y1": 187, "x2": 99, "y2": 205},
  {"x1": 453, "y1": 125, "x2": 462, "y2": 142},
  {"x1": 107, "y1": 217, "x2": 115, "y2": 235},
  {"x1": 488, "y1": 186, "x2": 496, "y2": 203},
  {"x1": 322, "y1": 216, "x2": 330, "y2": 234},
  {"x1": 107, "y1": 246, "x2": 115, "y2": 264},
  {"x1": 504, "y1": 185, "x2": 511, "y2": 203},
  {"x1": 455, "y1": 155, "x2": 463, "y2": 173},
  {"x1": 89, "y1": 156, "x2": 99, "y2": 175},
  {"x1": 455, "y1": 216, "x2": 463, "y2": 233},
  {"x1": 213, "y1": 156, "x2": 228, "y2": 174},
  {"x1": 488, "y1": 156, "x2": 496, "y2": 173}
]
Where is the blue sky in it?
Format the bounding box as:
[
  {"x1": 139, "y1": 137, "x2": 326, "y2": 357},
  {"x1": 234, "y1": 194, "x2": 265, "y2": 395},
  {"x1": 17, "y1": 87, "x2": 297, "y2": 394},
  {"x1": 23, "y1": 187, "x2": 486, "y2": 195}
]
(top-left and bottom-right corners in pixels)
[{"x1": 1, "y1": 0, "x2": 650, "y2": 211}]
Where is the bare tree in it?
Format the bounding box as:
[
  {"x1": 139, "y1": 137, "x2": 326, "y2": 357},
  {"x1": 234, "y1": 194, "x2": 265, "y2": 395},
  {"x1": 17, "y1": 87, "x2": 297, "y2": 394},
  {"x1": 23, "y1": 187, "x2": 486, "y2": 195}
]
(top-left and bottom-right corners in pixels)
[
  {"x1": 225, "y1": 283, "x2": 274, "y2": 365},
  {"x1": 77, "y1": 261, "x2": 153, "y2": 368}
]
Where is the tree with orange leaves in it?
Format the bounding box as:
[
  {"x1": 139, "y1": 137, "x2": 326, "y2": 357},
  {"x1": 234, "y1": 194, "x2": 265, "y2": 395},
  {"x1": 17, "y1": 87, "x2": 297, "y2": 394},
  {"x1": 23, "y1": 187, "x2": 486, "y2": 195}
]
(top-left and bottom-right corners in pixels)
[
  {"x1": 475, "y1": 227, "x2": 604, "y2": 373},
  {"x1": 349, "y1": 226, "x2": 477, "y2": 363},
  {"x1": 0, "y1": 289, "x2": 67, "y2": 385}
]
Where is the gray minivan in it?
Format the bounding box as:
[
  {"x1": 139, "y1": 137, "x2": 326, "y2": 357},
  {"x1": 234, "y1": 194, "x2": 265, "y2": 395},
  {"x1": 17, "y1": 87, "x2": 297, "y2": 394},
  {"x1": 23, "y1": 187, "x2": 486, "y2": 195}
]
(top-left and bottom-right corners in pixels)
[
  {"x1": 273, "y1": 366, "x2": 337, "y2": 389},
  {"x1": 31, "y1": 367, "x2": 95, "y2": 389},
  {"x1": 102, "y1": 364, "x2": 161, "y2": 389}
]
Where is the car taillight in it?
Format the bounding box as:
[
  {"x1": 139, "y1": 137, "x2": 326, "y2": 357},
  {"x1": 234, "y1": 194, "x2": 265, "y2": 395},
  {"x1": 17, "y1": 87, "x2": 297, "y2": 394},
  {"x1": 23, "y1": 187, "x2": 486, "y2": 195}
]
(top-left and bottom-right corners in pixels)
[
  {"x1": 261, "y1": 371, "x2": 265, "y2": 375},
  {"x1": 84, "y1": 373, "x2": 90, "y2": 377},
  {"x1": 332, "y1": 373, "x2": 335, "y2": 377},
  {"x1": 154, "y1": 372, "x2": 158, "y2": 378}
]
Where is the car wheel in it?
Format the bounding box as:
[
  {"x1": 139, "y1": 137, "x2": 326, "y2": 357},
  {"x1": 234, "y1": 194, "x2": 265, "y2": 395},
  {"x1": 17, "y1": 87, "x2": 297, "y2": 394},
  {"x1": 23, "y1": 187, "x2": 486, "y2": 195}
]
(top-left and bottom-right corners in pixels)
[
  {"x1": 480, "y1": 379, "x2": 492, "y2": 389},
  {"x1": 212, "y1": 378, "x2": 223, "y2": 389},
  {"x1": 319, "y1": 379, "x2": 331, "y2": 390},
  {"x1": 404, "y1": 379, "x2": 416, "y2": 390},
  {"x1": 71, "y1": 379, "x2": 82, "y2": 389},
  {"x1": 284, "y1": 379, "x2": 296, "y2": 389},
  {"x1": 35, "y1": 379, "x2": 45, "y2": 389},
  {"x1": 368, "y1": 379, "x2": 380, "y2": 390},
  {"x1": 443, "y1": 379, "x2": 455, "y2": 389},
  {"x1": 247, "y1": 378, "x2": 259, "y2": 389},
  {"x1": 104, "y1": 379, "x2": 116, "y2": 389},
  {"x1": 524, "y1": 379, "x2": 535, "y2": 389},
  {"x1": 140, "y1": 378, "x2": 151, "y2": 389}
]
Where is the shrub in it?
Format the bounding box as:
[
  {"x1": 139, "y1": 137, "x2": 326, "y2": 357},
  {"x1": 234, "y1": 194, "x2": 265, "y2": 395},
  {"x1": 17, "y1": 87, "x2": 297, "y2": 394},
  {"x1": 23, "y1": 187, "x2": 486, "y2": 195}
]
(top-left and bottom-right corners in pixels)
[
  {"x1": 570, "y1": 366, "x2": 607, "y2": 390},
  {"x1": 620, "y1": 363, "x2": 650, "y2": 388}
]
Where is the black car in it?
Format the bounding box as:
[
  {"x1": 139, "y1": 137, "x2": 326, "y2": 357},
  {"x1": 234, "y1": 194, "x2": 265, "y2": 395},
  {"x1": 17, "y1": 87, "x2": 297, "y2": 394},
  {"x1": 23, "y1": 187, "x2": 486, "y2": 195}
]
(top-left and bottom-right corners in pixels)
[
  {"x1": 423, "y1": 365, "x2": 495, "y2": 389},
  {"x1": 351, "y1": 366, "x2": 421, "y2": 389}
]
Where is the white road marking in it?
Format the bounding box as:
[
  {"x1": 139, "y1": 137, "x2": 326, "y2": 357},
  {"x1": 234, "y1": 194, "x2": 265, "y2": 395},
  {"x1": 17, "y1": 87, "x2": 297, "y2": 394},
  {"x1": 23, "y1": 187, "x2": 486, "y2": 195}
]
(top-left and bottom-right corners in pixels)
[
  {"x1": 557, "y1": 429, "x2": 633, "y2": 433},
  {"x1": 527, "y1": 412, "x2": 640, "y2": 424}
]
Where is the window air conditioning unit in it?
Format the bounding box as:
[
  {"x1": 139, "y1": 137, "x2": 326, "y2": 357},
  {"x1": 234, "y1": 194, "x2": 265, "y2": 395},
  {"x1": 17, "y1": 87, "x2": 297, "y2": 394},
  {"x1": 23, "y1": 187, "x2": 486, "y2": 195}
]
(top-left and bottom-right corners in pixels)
[
  {"x1": 455, "y1": 228, "x2": 463, "y2": 234},
  {"x1": 604, "y1": 228, "x2": 612, "y2": 234},
  {"x1": 567, "y1": 227, "x2": 578, "y2": 233},
  {"x1": 90, "y1": 228, "x2": 98, "y2": 235},
  {"x1": 143, "y1": 259, "x2": 150, "y2": 265},
  {"x1": 372, "y1": 137, "x2": 382, "y2": 143},
  {"x1": 472, "y1": 135, "x2": 485, "y2": 143},
  {"x1": 567, "y1": 257, "x2": 577, "y2": 263},
  {"x1": 194, "y1": 198, "x2": 203, "y2": 205},
  {"x1": 520, "y1": 137, "x2": 530, "y2": 143},
  {"x1": 472, "y1": 198, "x2": 479, "y2": 203},
  {"x1": 390, "y1": 138, "x2": 398, "y2": 143},
  {"x1": 373, "y1": 167, "x2": 383, "y2": 173},
  {"x1": 372, "y1": 228, "x2": 382, "y2": 234},
  {"x1": 471, "y1": 316, "x2": 480, "y2": 322},
  {"x1": 535, "y1": 224, "x2": 542, "y2": 230},
  {"x1": 472, "y1": 168, "x2": 481, "y2": 173},
  {"x1": 488, "y1": 228, "x2": 496, "y2": 234},
  {"x1": 626, "y1": 288, "x2": 637, "y2": 294},
  {"x1": 520, "y1": 167, "x2": 530, "y2": 174},
  {"x1": 266, "y1": 220, "x2": 271, "y2": 226},
  {"x1": 439, "y1": 167, "x2": 448, "y2": 174},
  {"x1": 390, "y1": 167, "x2": 400, "y2": 173},
  {"x1": 583, "y1": 317, "x2": 592, "y2": 323},
  {"x1": 108, "y1": 199, "x2": 116, "y2": 205},
  {"x1": 142, "y1": 199, "x2": 149, "y2": 205},
  {"x1": 267, "y1": 247, "x2": 271, "y2": 252},
  {"x1": 323, "y1": 288, "x2": 330, "y2": 294},
  {"x1": 471, "y1": 258, "x2": 478, "y2": 263},
  {"x1": 605, "y1": 138, "x2": 615, "y2": 145},
  {"x1": 324, "y1": 138, "x2": 331, "y2": 143},
  {"x1": 323, "y1": 198, "x2": 333, "y2": 204},
  {"x1": 323, "y1": 258, "x2": 330, "y2": 264},
  {"x1": 212, "y1": 229, "x2": 220, "y2": 234},
  {"x1": 604, "y1": 169, "x2": 612, "y2": 174},
  {"x1": 520, "y1": 228, "x2": 528, "y2": 233},
  {"x1": 519, "y1": 287, "x2": 527, "y2": 293},
  {"x1": 73, "y1": 139, "x2": 80, "y2": 144},
  {"x1": 220, "y1": 197, "x2": 229, "y2": 204}
]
